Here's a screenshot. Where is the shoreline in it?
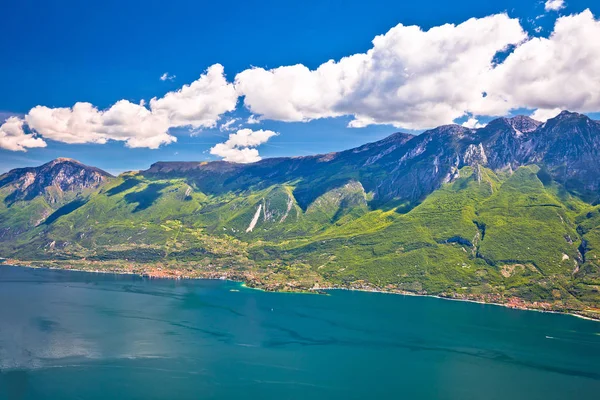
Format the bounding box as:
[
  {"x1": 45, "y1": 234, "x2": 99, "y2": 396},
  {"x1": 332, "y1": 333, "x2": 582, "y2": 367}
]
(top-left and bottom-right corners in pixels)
[
  {"x1": 319, "y1": 286, "x2": 600, "y2": 322},
  {"x1": 2, "y1": 261, "x2": 598, "y2": 322}
]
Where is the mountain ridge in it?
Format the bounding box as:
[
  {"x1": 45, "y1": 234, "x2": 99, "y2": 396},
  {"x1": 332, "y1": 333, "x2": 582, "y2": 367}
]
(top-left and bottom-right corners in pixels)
[
  {"x1": 0, "y1": 157, "x2": 112, "y2": 205},
  {"x1": 141, "y1": 110, "x2": 600, "y2": 206},
  {"x1": 2, "y1": 111, "x2": 600, "y2": 319}
]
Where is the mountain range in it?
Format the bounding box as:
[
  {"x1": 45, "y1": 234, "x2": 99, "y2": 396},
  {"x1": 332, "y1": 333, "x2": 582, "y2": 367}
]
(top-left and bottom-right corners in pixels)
[{"x1": 1, "y1": 111, "x2": 600, "y2": 318}]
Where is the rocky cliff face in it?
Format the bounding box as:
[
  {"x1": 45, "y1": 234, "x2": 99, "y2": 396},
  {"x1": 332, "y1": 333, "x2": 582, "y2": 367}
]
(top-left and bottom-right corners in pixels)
[
  {"x1": 143, "y1": 111, "x2": 600, "y2": 206},
  {"x1": 379, "y1": 111, "x2": 600, "y2": 203},
  {"x1": 0, "y1": 158, "x2": 113, "y2": 204},
  {"x1": 526, "y1": 111, "x2": 600, "y2": 195}
]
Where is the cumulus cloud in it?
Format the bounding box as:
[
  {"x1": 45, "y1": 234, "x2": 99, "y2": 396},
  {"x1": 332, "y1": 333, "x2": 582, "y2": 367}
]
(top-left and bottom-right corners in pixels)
[
  {"x1": 26, "y1": 101, "x2": 174, "y2": 149},
  {"x1": 6, "y1": 10, "x2": 600, "y2": 154},
  {"x1": 160, "y1": 72, "x2": 176, "y2": 81},
  {"x1": 19, "y1": 64, "x2": 237, "y2": 150},
  {"x1": 234, "y1": 10, "x2": 600, "y2": 130},
  {"x1": 461, "y1": 118, "x2": 485, "y2": 129},
  {"x1": 0, "y1": 117, "x2": 47, "y2": 152},
  {"x1": 150, "y1": 64, "x2": 237, "y2": 129},
  {"x1": 486, "y1": 10, "x2": 600, "y2": 116},
  {"x1": 545, "y1": 0, "x2": 565, "y2": 12},
  {"x1": 530, "y1": 108, "x2": 562, "y2": 122},
  {"x1": 210, "y1": 128, "x2": 278, "y2": 163},
  {"x1": 235, "y1": 14, "x2": 527, "y2": 130}
]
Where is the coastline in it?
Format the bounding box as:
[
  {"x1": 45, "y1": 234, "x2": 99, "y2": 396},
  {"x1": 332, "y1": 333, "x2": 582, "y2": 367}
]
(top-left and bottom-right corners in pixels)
[
  {"x1": 2, "y1": 260, "x2": 598, "y2": 322},
  {"x1": 320, "y1": 286, "x2": 600, "y2": 322}
]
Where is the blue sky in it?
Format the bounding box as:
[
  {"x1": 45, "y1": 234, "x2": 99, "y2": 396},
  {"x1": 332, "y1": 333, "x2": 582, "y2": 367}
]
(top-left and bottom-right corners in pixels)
[{"x1": 1, "y1": 0, "x2": 600, "y2": 174}]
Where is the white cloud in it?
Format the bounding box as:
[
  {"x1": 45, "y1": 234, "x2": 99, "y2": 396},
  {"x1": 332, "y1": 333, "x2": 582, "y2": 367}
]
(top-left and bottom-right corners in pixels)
[
  {"x1": 210, "y1": 145, "x2": 261, "y2": 163},
  {"x1": 26, "y1": 101, "x2": 174, "y2": 149},
  {"x1": 20, "y1": 64, "x2": 237, "y2": 151},
  {"x1": 8, "y1": 10, "x2": 600, "y2": 153},
  {"x1": 219, "y1": 118, "x2": 239, "y2": 131},
  {"x1": 545, "y1": 0, "x2": 565, "y2": 12},
  {"x1": 235, "y1": 14, "x2": 527, "y2": 130},
  {"x1": 210, "y1": 128, "x2": 278, "y2": 163},
  {"x1": 160, "y1": 72, "x2": 176, "y2": 81},
  {"x1": 461, "y1": 118, "x2": 485, "y2": 129},
  {"x1": 487, "y1": 10, "x2": 600, "y2": 116},
  {"x1": 246, "y1": 114, "x2": 260, "y2": 124},
  {"x1": 150, "y1": 64, "x2": 237, "y2": 129},
  {"x1": 235, "y1": 10, "x2": 600, "y2": 130},
  {"x1": 530, "y1": 108, "x2": 562, "y2": 122},
  {"x1": 0, "y1": 117, "x2": 47, "y2": 152}
]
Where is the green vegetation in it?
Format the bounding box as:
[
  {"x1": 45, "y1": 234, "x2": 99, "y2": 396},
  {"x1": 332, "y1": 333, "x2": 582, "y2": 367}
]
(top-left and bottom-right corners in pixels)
[{"x1": 1, "y1": 164, "x2": 600, "y2": 317}]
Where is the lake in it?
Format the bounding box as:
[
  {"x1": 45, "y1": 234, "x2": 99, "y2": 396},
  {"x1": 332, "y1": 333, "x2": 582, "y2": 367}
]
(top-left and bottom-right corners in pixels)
[{"x1": 0, "y1": 265, "x2": 599, "y2": 399}]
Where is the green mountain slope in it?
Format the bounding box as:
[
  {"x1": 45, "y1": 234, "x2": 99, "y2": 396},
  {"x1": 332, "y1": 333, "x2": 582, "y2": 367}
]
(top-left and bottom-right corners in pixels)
[
  {"x1": 2, "y1": 112, "x2": 600, "y2": 318},
  {"x1": 255, "y1": 166, "x2": 594, "y2": 303},
  {"x1": 1, "y1": 163, "x2": 599, "y2": 317}
]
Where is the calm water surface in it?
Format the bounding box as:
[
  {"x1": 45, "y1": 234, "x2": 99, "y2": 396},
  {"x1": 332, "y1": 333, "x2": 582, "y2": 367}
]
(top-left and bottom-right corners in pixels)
[{"x1": 0, "y1": 265, "x2": 599, "y2": 399}]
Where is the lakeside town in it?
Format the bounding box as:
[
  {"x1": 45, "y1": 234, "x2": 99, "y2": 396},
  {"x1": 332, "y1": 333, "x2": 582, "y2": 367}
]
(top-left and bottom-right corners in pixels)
[{"x1": 3, "y1": 257, "x2": 598, "y2": 321}]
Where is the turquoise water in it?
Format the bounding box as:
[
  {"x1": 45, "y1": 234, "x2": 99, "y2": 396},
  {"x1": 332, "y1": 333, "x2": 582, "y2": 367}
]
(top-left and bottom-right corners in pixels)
[{"x1": 0, "y1": 266, "x2": 599, "y2": 399}]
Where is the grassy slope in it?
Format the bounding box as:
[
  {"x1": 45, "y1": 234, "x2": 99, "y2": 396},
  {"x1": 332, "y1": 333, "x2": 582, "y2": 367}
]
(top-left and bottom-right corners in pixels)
[
  {"x1": 249, "y1": 166, "x2": 598, "y2": 306},
  {"x1": 1, "y1": 165, "x2": 599, "y2": 309}
]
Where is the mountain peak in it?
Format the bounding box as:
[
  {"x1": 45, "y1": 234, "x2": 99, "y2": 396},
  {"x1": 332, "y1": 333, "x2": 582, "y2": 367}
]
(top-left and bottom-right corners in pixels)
[
  {"x1": 53, "y1": 157, "x2": 80, "y2": 163},
  {"x1": 558, "y1": 110, "x2": 578, "y2": 117},
  {"x1": 423, "y1": 124, "x2": 470, "y2": 138},
  {"x1": 0, "y1": 158, "x2": 113, "y2": 204},
  {"x1": 542, "y1": 110, "x2": 597, "y2": 130},
  {"x1": 550, "y1": 110, "x2": 589, "y2": 122},
  {"x1": 42, "y1": 157, "x2": 84, "y2": 168},
  {"x1": 507, "y1": 115, "x2": 540, "y2": 124},
  {"x1": 506, "y1": 115, "x2": 542, "y2": 133}
]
